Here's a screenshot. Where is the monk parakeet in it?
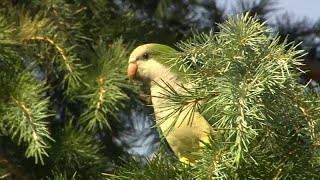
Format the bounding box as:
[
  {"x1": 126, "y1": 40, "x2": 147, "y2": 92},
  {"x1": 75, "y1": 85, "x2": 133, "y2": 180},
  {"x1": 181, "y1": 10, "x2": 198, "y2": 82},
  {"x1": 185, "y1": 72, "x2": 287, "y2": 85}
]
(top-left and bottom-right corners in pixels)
[{"x1": 127, "y1": 43, "x2": 211, "y2": 163}]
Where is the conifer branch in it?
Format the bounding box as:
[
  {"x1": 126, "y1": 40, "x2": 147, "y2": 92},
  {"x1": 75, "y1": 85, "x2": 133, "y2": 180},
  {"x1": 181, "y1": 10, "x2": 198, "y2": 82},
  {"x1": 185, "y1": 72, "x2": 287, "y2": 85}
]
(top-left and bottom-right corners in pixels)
[
  {"x1": 96, "y1": 77, "x2": 106, "y2": 110},
  {"x1": 49, "y1": 122, "x2": 106, "y2": 178},
  {"x1": 25, "y1": 36, "x2": 72, "y2": 73},
  {"x1": 11, "y1": 97, "x2": 30, "y2": 118},
  {"x1": 0, "y1": 72, "x2": 53, "y2": 165},
  {"x1": 8, "y1": 95, "x2": 51, "y2": 164},
  {"x1": 1, "y1": 1, "x2": 320, "y2": 178},
  {"x1": 137, "y1": 13, "x2": 320, "y2": 178},
  {"x1": 80, "y1": 39, "x2": 132, "y2": 131}
]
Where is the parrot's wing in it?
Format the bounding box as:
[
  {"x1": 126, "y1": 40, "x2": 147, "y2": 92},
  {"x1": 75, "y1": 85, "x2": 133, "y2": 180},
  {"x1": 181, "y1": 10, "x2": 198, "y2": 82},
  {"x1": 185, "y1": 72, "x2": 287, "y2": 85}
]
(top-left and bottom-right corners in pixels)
[{"x1": 155, "y1": 102, "x2": 212, "y2": 163}]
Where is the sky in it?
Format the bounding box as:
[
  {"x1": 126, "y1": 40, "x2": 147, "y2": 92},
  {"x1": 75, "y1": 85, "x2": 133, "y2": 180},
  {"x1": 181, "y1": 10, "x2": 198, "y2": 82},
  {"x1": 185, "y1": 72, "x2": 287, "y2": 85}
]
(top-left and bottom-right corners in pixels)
[
  {"x1": 218, "y1": 0, "x2": 320, "y2": 23},
  {"x1": 277, "y1": 0, "x2": 320, "y2": 22}
]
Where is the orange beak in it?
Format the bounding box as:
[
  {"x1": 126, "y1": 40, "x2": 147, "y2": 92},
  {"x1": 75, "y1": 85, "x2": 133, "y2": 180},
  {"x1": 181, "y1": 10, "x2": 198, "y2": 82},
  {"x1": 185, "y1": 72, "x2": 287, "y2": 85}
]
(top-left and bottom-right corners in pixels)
[{"x1": 127, "y1": 63, "x2": 138, "y2": 80}]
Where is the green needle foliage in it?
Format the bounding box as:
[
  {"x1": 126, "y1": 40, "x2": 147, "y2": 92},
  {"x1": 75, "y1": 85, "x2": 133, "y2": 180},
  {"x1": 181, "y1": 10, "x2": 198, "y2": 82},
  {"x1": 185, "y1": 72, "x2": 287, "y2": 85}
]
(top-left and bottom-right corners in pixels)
[
  {"x1": 0, "y1": 1, "x2": 137, "y2": 179},
  {"x1": 1, "y1": 0, "x2": 320, "y2": 179},
  {"x1": 113, "y1": 13, "x2": 320, "y2": 179},
  {"x1": 49, "y1": 122, "x2": 107, "y2": 179},
  {"x1": 0, "y1": 72, "x2": 53, "y2": 165},
  {"x1": 80, "y1": 39, "x2": 132, "y2": 131},
  {"x1": 190, "y1": 14, "x2": 320, "y2": 178},
  {"x1": 105, "y1": 155, "x2": 195, "y2": 180}
]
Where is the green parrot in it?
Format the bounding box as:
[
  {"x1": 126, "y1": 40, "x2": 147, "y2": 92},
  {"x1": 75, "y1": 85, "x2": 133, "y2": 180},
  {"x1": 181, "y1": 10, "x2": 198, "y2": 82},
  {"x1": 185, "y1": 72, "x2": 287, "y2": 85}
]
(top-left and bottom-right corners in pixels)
[{"x1": 127, "y1": 43, "x2": 211, "y2": 163}]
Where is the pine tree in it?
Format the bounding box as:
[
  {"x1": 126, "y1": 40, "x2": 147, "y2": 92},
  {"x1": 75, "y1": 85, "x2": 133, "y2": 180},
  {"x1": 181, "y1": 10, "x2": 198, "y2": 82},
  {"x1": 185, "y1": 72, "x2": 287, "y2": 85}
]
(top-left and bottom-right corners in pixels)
[
  {"x1": 109, "y1": 13, "x2": 320, "y2": 179},
  {"x1": 0, "y1": 0, "x2": 319, "y2": 179},
  {"x1": 0, "y1": 1, "x2": 138, "y2": 179}
]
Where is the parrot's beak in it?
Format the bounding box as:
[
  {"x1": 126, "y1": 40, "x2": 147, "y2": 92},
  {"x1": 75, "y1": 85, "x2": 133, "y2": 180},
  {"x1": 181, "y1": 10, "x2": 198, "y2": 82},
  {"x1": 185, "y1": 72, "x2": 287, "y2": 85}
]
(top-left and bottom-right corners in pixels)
[{"x1": 127, "y1": 63, "x2": 138, "y2": 80}]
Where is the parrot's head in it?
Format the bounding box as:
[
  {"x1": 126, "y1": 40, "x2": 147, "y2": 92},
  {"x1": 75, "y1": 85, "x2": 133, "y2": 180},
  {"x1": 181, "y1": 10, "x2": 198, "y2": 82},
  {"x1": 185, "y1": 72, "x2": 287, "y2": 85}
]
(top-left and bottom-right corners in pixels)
[{"x1": 127, "y1": 43, "x2": 179, "y2": 84}]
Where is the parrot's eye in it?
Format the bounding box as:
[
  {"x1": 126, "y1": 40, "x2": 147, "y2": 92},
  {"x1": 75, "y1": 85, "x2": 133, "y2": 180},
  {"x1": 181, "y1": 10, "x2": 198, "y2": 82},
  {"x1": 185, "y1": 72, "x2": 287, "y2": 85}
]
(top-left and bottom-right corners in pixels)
[{"x1": 142, "y1": 53, "x2": 150, "y2": 60}]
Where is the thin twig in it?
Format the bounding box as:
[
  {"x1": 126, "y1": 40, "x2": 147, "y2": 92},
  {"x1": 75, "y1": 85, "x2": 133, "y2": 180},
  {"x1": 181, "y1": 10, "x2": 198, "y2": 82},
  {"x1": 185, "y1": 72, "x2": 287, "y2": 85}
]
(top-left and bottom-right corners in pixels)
[
  {"x1": 25, "y1": 36, "x2": 73, "y2": 73},
  {"x1": 96, "y1": 77, "x2": 106, "y2": 110}
]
